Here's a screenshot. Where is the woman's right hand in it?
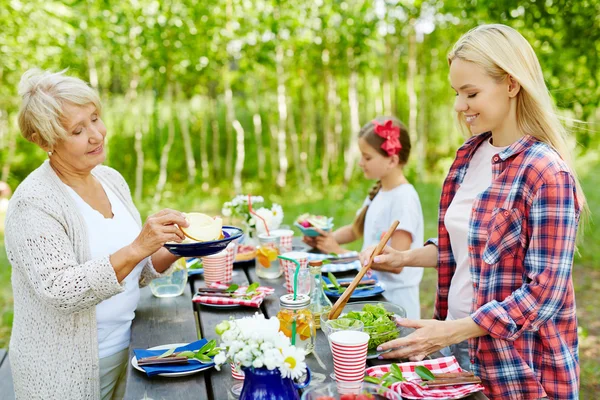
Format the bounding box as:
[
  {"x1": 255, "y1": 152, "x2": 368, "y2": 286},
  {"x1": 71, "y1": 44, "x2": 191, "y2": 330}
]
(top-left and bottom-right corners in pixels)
[
  {"x1": 302, "y1": 235, "x2": 318, "y2": 249},
  {"x1": 130, "y1": 209, "x2": 189, "y2": 258},
  {"x1": 359, "y1": 245, "x2": 407, "y2": 272}
]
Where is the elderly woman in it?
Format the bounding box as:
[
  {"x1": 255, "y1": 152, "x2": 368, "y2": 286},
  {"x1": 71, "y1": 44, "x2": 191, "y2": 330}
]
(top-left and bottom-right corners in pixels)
[{"x1": 5, "y1": 69, "x2": 189, "y2": 400}]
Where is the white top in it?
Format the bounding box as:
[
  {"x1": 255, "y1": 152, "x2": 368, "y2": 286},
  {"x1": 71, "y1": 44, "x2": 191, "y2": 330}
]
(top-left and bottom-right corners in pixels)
[
  {"x1": 444, "y1": 138, "x2": 509, "y2": 321},
  {"x1": 64, "y1": 181, "x2": 147, "y2": 358},
  {"x1": 361, "y1": 183, "x2": 424, "y2": 319},
  {"x1": 5, "y1": 162, "x2": 169, "y2": 399}
]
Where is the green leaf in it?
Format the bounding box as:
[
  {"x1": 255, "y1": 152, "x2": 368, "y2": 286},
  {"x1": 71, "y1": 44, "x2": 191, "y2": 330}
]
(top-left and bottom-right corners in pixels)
[
  {"x1": 327, "y1": 272, "x2": 340, "y2": 290},
  {"x1": 245, "y1": 282, "x2": 259, "y2": 294},
  {"x1": 328, "y1": 252, "x2": 339, "y2": 257},
  {"x1": 321, "y1": 259, "x2": 331, "y2": 265},
  {"x1": 157, "y1": 347, "x2": 176, "y2": 358},
  {"x1": 415, "y1": 366, "x2": 435, "y2": 381},
  {"x1": 363, "y1": 376, "x2": 381, "y2": 384},
  {"x1": 390, "y1": 364, "x2": 405, "y2": 381},
  {"x1": 198, "y1": 339, "x2": 216, "y2": 355},
  {"x1": 225, "y1": 284, "x2": 239, "y2": 293},
  {"x1": 194, "y1": 353, "x2": 213, "y2": 363},
  {"x1": 177, "y1": 351, "x2": 196, "y2": 358}
]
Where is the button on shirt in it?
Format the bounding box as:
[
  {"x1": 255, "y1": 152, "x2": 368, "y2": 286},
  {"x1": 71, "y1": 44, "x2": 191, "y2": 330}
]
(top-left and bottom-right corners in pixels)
[{"x1": 435, "y1": 132, "x2": 580, "y2": 400}]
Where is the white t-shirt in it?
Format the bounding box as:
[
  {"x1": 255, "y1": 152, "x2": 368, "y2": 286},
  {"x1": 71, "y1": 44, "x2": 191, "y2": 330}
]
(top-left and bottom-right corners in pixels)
[
  {"x1": 444, "y1": 138, "x2": 509, "y2": 321},
  {"x1": 361, "y1": 184, "x2": 424, "y2": 319},
  {"x1": 64, "y1": 180, "x2": 146, "y2": 359}
]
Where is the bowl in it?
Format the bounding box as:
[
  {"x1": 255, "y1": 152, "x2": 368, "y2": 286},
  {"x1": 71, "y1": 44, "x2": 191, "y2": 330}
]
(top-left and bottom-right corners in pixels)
[
  {"x1": 163, "y1": 226, "x2": 243, "y2": 257},
  {"x1": 301, "y1": 381, "x2": 400, "y2": 400},
  {"x1": 293, "y1": 221, "x2": 333, "y2": 237},
  {"x1": 321, "y1": 301, "x2": 407, "y2": 359}
]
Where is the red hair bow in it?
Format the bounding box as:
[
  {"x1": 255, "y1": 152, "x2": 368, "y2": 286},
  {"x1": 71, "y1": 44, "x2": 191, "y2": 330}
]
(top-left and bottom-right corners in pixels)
[{"x1": 372, "y1": 120, "x2": 402, "y2": 157}]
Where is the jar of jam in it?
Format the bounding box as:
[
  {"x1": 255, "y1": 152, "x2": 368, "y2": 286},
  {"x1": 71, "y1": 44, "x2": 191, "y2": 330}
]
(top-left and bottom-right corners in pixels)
[{"x1": 276, "y1": 294, "x2": 315, "y2": 355}]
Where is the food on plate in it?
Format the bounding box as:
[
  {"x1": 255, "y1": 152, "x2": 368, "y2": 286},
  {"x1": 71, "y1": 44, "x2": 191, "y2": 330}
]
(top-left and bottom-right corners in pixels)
[
  {"x1": 295, "y1": 213, "x2": 332, "y2": 229},
  {"x1": 235, "y1": 244, "x2": 257, "y2": 262},
  {"x1": 342, "y1": 303, "x2": 399, "y2": 350},
  {"x1": 179, "y1": 213, "x2": 223, "y2": 242}
]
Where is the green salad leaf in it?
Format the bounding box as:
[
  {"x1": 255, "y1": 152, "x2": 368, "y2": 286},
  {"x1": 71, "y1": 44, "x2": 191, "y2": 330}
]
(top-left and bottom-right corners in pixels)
[
  {"x1": 341, "y1": 303, "x2": 399, "y2": 350},
  {"x1": 415, "y1": 365, "x2": 435, "y2": 381}
]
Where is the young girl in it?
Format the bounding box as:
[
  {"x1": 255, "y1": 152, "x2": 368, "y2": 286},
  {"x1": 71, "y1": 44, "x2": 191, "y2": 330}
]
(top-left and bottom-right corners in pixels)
[
  {"x1": 304, "y1": 116, "x2": 424, "y2": 319},
  {"x1": 360, "y1": 25, "x2": 584, "y2": 400}
]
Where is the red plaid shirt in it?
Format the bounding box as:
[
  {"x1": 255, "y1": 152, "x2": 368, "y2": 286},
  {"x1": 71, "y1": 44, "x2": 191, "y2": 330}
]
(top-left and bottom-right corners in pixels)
[{"x1": 434, "y1": 132, "x2": 580, "y2": 400}]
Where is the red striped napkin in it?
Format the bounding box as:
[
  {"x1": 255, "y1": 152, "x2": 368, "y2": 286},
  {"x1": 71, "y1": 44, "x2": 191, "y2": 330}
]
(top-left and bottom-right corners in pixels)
[
  {"x1": 192, "y1": 282, "x2": 274, "y2": 308},
  {"x1": 365, "y1": 356, "x2": 485, "y2": 399}
]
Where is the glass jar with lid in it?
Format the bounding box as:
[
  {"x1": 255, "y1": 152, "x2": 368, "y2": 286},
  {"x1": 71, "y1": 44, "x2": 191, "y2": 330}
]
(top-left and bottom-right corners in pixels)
[
  {"x1": 307, "y1": 260, "x2": 332, "y2": 329},
  {"x1": 276, "y1": 294, "x2": 316, "y2": 355}
]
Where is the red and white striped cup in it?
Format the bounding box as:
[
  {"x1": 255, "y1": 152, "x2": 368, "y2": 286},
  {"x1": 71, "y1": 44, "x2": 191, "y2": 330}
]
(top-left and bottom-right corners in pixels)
[
  {"x1": 271, "y1": 229, "x2": 294, "y2": 254},
  {"x1": 231, "y1": 363, "x2": 245, "y2": 380},
  {"x1": 280, "y1": 251, "x2": 309, "y2": 293},
  {"x1": 329, "y1": 331, "x2": 370, "y2": 382},
  {"x1": 202, "y1": 242, "x2": 236, "y2": 285}
]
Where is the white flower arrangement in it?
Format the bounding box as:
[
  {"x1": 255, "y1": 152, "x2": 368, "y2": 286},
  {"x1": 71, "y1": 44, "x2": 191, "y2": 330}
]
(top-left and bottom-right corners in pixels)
[
  {"x1": 213, "y1": 313, "x2": 307, "y2": 380},
  {"x1": 221, "y1": 195, "x2": 284, "y2": 235}
]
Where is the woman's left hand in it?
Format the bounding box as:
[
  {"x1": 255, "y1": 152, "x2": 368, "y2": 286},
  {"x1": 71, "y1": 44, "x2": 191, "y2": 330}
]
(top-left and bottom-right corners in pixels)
[
  {"x1": 313, "y1": 228, "x2": 344, "y2": 254},
  {"x1": 377, "y1": 319, "x2": 456, "y2": 361}
]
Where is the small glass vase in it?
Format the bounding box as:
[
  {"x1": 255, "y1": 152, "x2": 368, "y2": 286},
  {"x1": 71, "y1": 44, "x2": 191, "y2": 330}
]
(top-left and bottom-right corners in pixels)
[
  {"x1": 239, "y1": 366, "x2": 311, "y2": 400},
  {"x1": 307, "y1": 260, "x2": 332, "y2": 329}
]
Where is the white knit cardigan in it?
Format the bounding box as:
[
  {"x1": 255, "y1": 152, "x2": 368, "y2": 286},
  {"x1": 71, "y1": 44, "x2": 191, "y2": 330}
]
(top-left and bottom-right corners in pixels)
[{"x1": 5, "y1": 161, "x2": 169, "y2": 399}]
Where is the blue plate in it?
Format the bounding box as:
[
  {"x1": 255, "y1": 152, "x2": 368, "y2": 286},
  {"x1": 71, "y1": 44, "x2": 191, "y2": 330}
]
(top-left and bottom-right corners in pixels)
[
  {"x1": 186, "y1": 258, "x2": 203, "y2": 276},
  {"x1": 322, "y1": 275, "x2": 384, "y2": 299},
  {"x1": 293, "y1": 222, "x2": 333, "y2": 237},
  {"x1": 164, "y1": 226, "x2": 243, "y2": 257}
]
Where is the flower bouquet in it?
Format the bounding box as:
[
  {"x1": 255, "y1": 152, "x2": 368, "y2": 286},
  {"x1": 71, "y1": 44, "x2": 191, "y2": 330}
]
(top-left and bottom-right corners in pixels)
[
  {"x1": 213, "y1": 313, "x2": 311, "y2": 400},
  {"x1": 221, "y1": 195, "x2": 284, "y2": 237}
]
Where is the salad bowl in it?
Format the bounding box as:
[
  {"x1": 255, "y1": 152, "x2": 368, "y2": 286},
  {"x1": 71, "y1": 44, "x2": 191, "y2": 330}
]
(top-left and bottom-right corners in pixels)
[{"x1": 321, "y1": 302, "x2": 407, "y2": 359}]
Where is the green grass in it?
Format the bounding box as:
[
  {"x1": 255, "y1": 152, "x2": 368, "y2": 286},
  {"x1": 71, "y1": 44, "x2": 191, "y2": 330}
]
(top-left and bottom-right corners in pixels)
[{"x1": 0, "y1": 171, "x2": 597, "y2": 396}]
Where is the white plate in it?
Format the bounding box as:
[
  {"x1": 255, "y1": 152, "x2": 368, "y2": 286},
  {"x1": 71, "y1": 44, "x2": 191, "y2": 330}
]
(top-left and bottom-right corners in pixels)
[{"x1": 131, "y1": 343, "x2": 214, "y2": 377}]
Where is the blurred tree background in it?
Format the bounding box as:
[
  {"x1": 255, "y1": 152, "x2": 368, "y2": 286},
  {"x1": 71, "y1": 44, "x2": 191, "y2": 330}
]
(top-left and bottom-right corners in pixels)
[{"x1": 0, "y1": 0, "x2": 599, "y2": 394}]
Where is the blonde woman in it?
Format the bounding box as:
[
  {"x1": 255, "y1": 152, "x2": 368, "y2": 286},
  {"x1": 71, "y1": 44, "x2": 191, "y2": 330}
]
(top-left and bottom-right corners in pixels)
[
  {"x1": 360, "y1": 24, "x2": 583, "y2": 400},
  {"x1": 5, "y1": 69, "x2": 189, "y2": 400}
]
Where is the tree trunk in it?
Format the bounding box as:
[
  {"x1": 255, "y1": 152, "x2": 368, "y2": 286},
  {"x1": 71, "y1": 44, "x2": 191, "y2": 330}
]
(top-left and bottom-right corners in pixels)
[
  {"x1": 407, "y1": 24, "x2": 419, "y2": 170},
  {"x1": 251, "y1": 94, "x2": 266, "y2": 180},
  {"x1": 199, "y1": 101, "x2": 210, "y2": 190},
  {"x1": 383, "y1": 42, "x2": 392, "y2": 115},
  {"x1": 418, "y1": 60, "x2": 428, "y2": 179},
  {"x1": 372, "y1": 76, "x2": 383, "y2": 116},
  {"x1": 275, "y1": 45, "x2": 289, "y2": 188},
  {"x1": 321, "y1": 71, "x2": 335, "y2": 186},
  {"x1": 177, "y1": 100, "x2": 197, "y2": 185},
  {"x1": 153, "y1": 89, "x2": 176, "y2": 207},
  {"x1": 344, "y1": 51, "x2": 361, "y2": 183},
  {"x1": 232, "y1": 120, "x2": 245, "y2": 192},
  {"x1": 287, "y1": 93, "x2": 302, "y2": 185},
  {"x1": 223, "y1": 71, "x2": 235, "y2": 180},
  {"x1": 303, "y1": 78, "x2": 317, "y2": 175},
  {"x1": 333, "y1": 77, "x2": 343, "y2": 175},
  {"x1": 133, "y1": 98, "x2": 146, "y2": 202},
  {"x1": 269, "y1": 122, "x2": 279, "y2": 180},
  {"x1": 210, "y1": 96, "x2": 221, "y2": 179}
]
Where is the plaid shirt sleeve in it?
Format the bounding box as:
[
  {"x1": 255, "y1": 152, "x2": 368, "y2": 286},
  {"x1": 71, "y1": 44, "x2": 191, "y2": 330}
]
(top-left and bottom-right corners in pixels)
[{"x1": 471, "y1": 171, "x2": 580, "y2": 341}]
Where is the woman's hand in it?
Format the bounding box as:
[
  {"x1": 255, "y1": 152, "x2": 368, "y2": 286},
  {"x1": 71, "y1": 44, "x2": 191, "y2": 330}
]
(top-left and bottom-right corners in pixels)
[
  {"x1": 302, "y1": 235, "x2": 318, "y2": 249},
  {"x1": 378, "y1": 317, "x2": 487, "y2": 361},
  {"x1": 378, "y1": 319, "x2": 455, "y2": 361},
  {"x1": 130, "y1": 209, "x2": 189, "y2": 259},
  {"x1": 313, "y1": 228, "x2": 345, "y2": 254},
  {"x1": 359, "y1": 245, "x2": 406, "y2": 272}
]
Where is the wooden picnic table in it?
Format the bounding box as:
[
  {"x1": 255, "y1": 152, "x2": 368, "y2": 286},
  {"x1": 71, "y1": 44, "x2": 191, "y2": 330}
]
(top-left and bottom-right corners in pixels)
[{"x1": 125, "y1": 252, "x2": 490, "y2": 400}]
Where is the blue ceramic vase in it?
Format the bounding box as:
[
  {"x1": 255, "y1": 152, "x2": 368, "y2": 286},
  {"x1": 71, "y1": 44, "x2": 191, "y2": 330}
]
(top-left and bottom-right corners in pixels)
[{"x1": 239, "y1": 366, "x2": 311, "y2": 400}]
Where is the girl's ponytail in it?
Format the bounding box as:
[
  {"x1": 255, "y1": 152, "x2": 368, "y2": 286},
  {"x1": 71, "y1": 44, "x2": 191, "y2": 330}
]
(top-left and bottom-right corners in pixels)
[{"x1": 351, "y1": 181, "x2": 382, "y2": 238}]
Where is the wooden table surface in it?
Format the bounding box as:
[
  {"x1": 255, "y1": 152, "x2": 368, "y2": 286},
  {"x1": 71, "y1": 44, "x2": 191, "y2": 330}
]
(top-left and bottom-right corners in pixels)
[{"x1": 126, "y1": 256, "x2": 489, "y2": 400}]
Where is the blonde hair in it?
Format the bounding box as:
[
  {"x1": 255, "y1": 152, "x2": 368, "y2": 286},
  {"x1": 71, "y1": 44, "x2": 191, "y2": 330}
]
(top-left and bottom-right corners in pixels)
[
  {"x1": 17, "y1": 68, "x2": 102, "y2": 149},
  {"x1": 448, "y1": 24, "x2": 587, "y2": 212}
]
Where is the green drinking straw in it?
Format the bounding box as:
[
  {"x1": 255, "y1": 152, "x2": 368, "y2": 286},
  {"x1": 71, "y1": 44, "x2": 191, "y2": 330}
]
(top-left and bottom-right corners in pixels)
[{"x1": 277, "y1": 255, "x2": 301, "y2": 346}]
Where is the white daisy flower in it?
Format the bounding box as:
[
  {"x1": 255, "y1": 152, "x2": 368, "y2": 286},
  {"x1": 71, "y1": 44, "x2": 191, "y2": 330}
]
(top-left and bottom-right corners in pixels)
[{"x1": 279, "y1": 346, "x2": 306, "y2": 380}]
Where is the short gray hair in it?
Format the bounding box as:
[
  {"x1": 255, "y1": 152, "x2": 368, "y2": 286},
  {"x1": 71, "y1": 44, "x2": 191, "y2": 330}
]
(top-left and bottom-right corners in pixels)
[{"x1": 17, "y1": 69, "x2": 102, "y2": 149}]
